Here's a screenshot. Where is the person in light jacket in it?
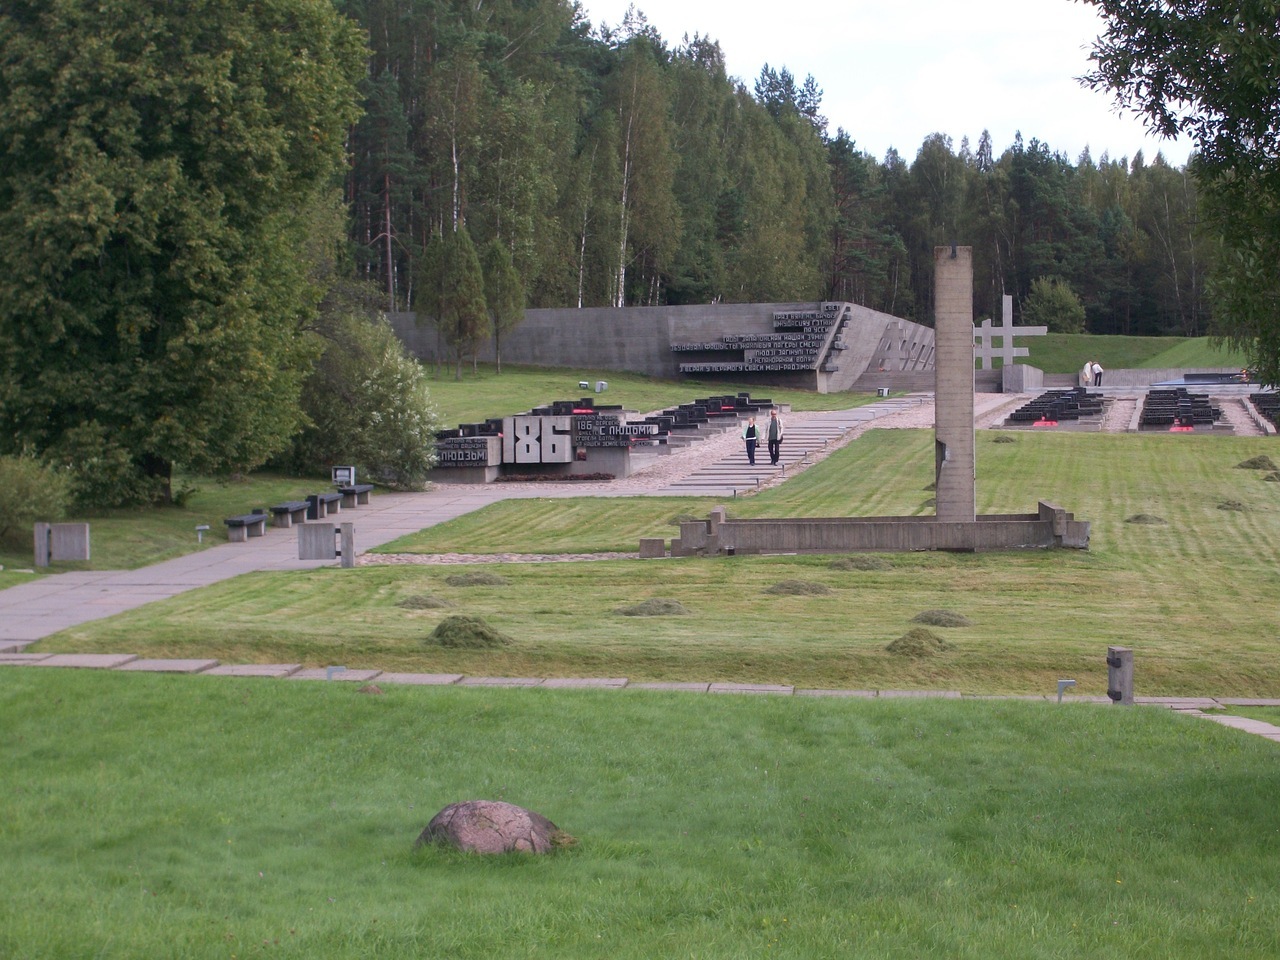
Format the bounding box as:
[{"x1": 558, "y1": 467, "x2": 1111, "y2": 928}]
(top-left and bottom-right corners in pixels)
[
  {"x1": 742, "y1": 416, "x2": 758, "y2": 465},
  {"x1": 766, "y1": 408, "x2": 784, "y2": 465},
  {"x1": 1091, "y1": 360, "x2": 1104, "y2": 387}
]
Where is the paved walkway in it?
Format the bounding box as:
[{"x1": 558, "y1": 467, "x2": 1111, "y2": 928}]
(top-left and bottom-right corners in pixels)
[
  {"x1": 3, "y1": 392, "x2": 1278, "y2": 745},
  {"x1": 655, "y1": 397, "x2": 929, "y2": 495}
]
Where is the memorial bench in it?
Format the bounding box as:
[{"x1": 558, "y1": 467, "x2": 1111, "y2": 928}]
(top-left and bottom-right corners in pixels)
[
  {"x1": 224, "y1": 511, "x2": 269, "y2": 542},
  {"x1": 270, "y1": 500, "x2": 310, "y2": 528},
  {"x1": 306, "y1": 492, "x2": 343, "y2": 520},
  {"x1": 338, "y1": 483, "x2": 375, "y2": 508}
]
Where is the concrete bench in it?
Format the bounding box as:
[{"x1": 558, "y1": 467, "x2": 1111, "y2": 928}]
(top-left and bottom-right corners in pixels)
[
  {"x1": 306, "y1": 492, "x2": 343, "y2": 520},
  {"x1": 224, "y1": 511, "x2": 268, "y2": 542},
  {"x1": 270, "y1": 500, "x2": 310, "y2": 528},
  {"x1": 338, "y1": 483, "x2": 374, "y2": 508}
]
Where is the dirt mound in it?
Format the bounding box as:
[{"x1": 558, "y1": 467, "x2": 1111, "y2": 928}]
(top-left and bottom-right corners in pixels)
[
  {"x1": 1218, "y1": 500, "x2": 1245, "y2": 511},
  {"x1": 886, "y1": 627, "x2": 955, "y2": 658},
  {"x1": 765, "y1": 580, "x2": 833, "y2": 596},
  {"x1": 444, "y1": 571, "x2": 510, "y2": 587},
  {"x1": 1125, "y1": 514, "x2": 1167, "y2": 525},
  {"x1": 397, "y1": 594, "x2": 455, "y2": 610},
  {"x1": 425, "y1": 615, "x2": 513, "y2": 648},
  {"x1": 911, "y1": 609, "x2": 973, "y2": 628},
  {"x1": 1237, "y1": 455, "x2": 1279, "y2": 471},
  {"x1": 614, "y1": 598, "x2": 690, "y2": 616},
  {"x1": 829, "y1": 555, "x2": 891, "y2": 572}
]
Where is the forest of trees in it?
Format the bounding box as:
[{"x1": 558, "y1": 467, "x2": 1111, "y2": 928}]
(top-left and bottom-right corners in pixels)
[{"x1": 343, "y1": 0, "x2": 1214, "y2": 338}]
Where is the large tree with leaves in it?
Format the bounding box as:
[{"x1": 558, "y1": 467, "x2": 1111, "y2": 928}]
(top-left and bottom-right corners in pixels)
[
  {"x1": 1082, "y1": 0, "x2": 1280, "y2": 383},
  {"x1": 0, "y1": 0, "x2": 366, "y2": 504}
]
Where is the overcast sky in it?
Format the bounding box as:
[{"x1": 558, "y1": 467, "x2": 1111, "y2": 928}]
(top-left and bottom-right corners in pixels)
[{"x1": 581, "y1": 0, "x2": 1194, "y2": 166}]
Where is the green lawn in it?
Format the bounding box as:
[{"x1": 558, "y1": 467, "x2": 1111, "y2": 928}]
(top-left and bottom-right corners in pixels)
[
  {"x1": 2, "y1": 669, "x2": 1278, "y2": 960},
  {"x1": 425, "y1": 363, "x2": 875, "y2": 427},
  {"x1": 1023, "y1": 334, "x2": 1247, "y2": 374},
  {"x1": 45, "y1": 429, "x2": 1280, "y2": 696}
]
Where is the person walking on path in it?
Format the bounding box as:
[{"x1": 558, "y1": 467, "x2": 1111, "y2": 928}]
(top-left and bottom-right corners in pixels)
[
  {"x1": 1091, "y1": 361, "x2": 1104, "y2": 387},
  {"x1": 742, "y1": 416, "x2": 759, "y2": 465},
  {"x1": 766, "y1": 408, "x2": 784, "y2": 465}
]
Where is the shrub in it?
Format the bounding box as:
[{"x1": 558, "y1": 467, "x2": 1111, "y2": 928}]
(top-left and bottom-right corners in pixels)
[
  {"x1": 47, "y1": 423, "x2": 159, "y2": 508},
  {"x1": 291, "y1": 312, "x2": 440, "y2": 490},
  {"x1": 0, "y1": 456, "x2": 70, "y2": 547}
]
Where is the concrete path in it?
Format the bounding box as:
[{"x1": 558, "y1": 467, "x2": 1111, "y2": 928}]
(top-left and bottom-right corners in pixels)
[
  {"x1": 3, "y1": 648, "x2": 1278, "y2": 741},
  {"x1": 656, "y1": 397, "x2": 928, "y2": 496}
]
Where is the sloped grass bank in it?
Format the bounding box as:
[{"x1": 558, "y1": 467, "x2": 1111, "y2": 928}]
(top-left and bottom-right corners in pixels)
[{"x1": 2, "y1": 670, "x2": 1278, "y2": 960}]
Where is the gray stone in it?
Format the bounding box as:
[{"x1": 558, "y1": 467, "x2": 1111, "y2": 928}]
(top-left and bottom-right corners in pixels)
[
  {"x1": 638, "y1": 538, "x2": 666, "y2": 559},
  {"x1": 418, "y1": 800, "x2": 569, "y2": 855}
]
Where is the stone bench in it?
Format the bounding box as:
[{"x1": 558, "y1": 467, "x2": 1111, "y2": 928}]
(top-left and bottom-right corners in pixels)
[
  {"x1": 306, "y1": 492, "x2": 343, "y2": 520},
  {"x1": 224, "y1": 511, "x2": 269, "y2": 542},
  {"x1": 270, "y1": 500, "x2": 310, "y2": 528},
  {"x1": 338, "y1": 483, "x2": 375, "y2": 508}
]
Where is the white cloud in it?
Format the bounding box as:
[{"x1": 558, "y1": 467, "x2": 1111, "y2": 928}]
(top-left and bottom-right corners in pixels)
[{"x1": 583, "y1": 0, "x2": 1194, "y2": 163}]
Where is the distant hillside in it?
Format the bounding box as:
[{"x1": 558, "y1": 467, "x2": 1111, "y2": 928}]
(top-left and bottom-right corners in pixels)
[{"x1": 1023, "y1": 335, "x2": 1247, "y2": 374}]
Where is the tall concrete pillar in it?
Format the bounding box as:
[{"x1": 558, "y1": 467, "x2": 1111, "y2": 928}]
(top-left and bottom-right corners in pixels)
[{"x1": 934, "y1": 245, "x2": 976, "y2": 522}]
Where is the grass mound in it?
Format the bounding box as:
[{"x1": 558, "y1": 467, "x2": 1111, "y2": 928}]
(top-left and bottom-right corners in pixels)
[
  {"x1": 1236, "y1": 455, "x2": 1279, "y2": 471},
  {"x1": 425, "y1": 615, "x2": 513, "y2": 649},
  {"x1": 1218, "y1": 500, "x2": 1245, "y2": 512},
  {"x1": 765, "y1": 580, "x2": 833, "y2": 596},
  {"x1": 396, "y1": 594, "x2": 455, "y2": 610},
  {"x1": 992, "y1": 434, "x2": 1017, "y2": 443},
  {"x1": 667, "y1": 513, "x2": 701, "y2": 526},
  {"x1": 828, "y1": 555, "x2": 891, "y2": 571},
  {"x1": 444, "y1": 571, "x2": 510, "y2": 587},
  {"x1": 911, "y1": 609, "x2": 973, "y2": 628},
  {"x1": 886, "y1": 627, "x2": 955, "y2": 657},
  {"x1": 1264, "y1": 472, "x2": 1280, "y2": 483},
  {"x1": 1125, "y1": 513, "x2": 1167, "y2": 525},
  {"x1": 614, "y1": 598, "x2": 690, "y2": 616}
]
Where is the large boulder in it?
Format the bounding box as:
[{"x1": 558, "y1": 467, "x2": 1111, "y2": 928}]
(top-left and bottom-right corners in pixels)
[{"x1": 417, "y1": 800, "x2": 569, "y2": 854}]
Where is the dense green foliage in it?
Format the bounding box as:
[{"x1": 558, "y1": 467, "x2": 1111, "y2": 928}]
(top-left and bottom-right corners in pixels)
[
  {"x1": 1083, "y1": 0, "x2": 1280, "y2": 383},
  {"x1": 0, "y1": 0, "x2": 366, "y2": 503},
  {"x1": 0, "y1": 455, "x2": 68, "y2": 547},
  {"x1": 289, "y1": 310, "x2": 440, "y2": 489},
  {"x1": 1021, "y1": 277, "x2": 1086, "y2": 334},
  {"x1": 345, "y1": 0, "x2": 1216, "y2": 339}
]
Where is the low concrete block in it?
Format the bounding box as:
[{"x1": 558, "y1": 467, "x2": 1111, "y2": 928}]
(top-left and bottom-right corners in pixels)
[
  {"x1": 628, "y1": 681, "x2": 711, "y2": 692},
  {"x1": 32, "y1": 654, "x2": 139, "y2": 669},
  {"x1": 541, "y1": 677, "x2": 629, "y2": 689},
  {"x1": 286, "y1": 668, "x2": 383, "y2": 682},
  {"x1": 204, "y1": 664, "x2": 303, "y2": 678},
  {"x1": 638, "y1": 538, "x2": 666, "y2": 558},
  {"x1": 116, "y1": 658, "x2": 219, "y2": 674},
  {"x1": 709, "y1": 682, "x2": 794, "y2": 695},
  {"x1": 298, "y1": 523, "x2": 337, "y2": 560},
  {"x1": 458, "y1": 677, "x2": 544, "y2": 687},
  {"x1": 374, "y1": 672, "x2": 465, "y2": 685}
]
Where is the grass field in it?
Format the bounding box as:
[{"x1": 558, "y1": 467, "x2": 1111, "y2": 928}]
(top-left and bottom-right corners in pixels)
[
  {"x1": 1022, "y1": 334, "x2": 1247, "y2": 375},
  {"x1": 44, "y1": 429, "x2": 1280, "y2": 696},
  {"x1": 2, "y1": 668, "x2": 1278, "y2": 960}
]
